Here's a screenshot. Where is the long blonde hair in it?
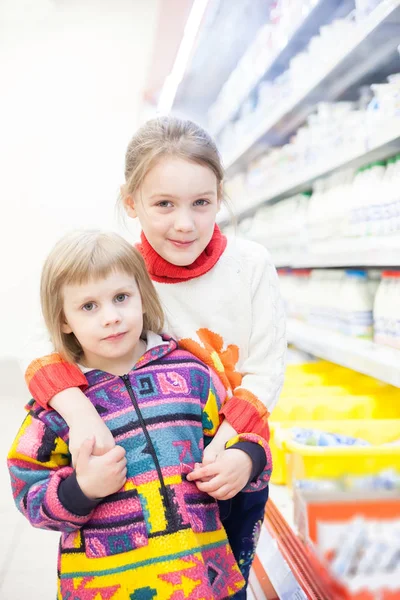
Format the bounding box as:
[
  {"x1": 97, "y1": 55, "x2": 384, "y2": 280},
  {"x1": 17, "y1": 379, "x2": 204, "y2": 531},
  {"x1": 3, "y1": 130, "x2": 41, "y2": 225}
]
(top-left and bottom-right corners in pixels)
[
  {"x1": 120, "y1": 116, "x2": 225, "y2": 202},
  {"x1": 41, "y1": 230, "x2": 164, "y2": 363}
]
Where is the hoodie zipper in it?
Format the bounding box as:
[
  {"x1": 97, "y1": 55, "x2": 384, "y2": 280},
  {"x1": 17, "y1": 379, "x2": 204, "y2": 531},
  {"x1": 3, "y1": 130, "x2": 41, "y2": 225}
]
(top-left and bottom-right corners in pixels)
[{"x1": 120, "y1": 374, "x2": 174, "y2": 520}]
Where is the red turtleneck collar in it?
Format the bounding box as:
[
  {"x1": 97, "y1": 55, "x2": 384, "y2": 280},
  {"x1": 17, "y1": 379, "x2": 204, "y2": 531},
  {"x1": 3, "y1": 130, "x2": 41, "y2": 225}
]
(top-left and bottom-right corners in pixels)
[{"x1": 137, "y1": 225, "x2": 227, "y2": 284}]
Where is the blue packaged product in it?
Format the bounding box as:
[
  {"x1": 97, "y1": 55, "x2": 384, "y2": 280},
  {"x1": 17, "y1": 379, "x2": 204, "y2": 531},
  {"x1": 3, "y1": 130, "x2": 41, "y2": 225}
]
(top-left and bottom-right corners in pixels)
[{"x1": 291, "y1": 427, "x2": 370, "y2": 447}]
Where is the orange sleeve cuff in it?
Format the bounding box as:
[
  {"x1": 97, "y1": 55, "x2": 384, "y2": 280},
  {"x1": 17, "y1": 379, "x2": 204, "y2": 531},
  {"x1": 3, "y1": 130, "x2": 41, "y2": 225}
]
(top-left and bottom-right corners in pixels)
[
  {"x1": 220, "y1": 390, "x2": 270, "y2": 441},
  {"x1": 25, "y1": 355, "x2": 88, "y2": 409}
]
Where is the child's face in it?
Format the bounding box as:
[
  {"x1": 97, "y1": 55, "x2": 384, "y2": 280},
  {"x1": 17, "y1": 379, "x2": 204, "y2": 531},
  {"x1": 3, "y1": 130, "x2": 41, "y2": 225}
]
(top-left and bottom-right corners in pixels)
[
  {"x1": 61, "y1": 270, "x2": 144, "y2": 371},
  {"x1": 126, "y1": 156, "x2": 221, "y2": 266}
]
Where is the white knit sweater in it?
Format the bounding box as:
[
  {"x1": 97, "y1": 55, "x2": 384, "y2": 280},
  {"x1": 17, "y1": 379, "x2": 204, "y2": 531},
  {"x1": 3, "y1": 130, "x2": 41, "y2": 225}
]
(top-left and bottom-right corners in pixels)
[{"x1": 154, "y1": 236, "x2": 286, "y2": 417}]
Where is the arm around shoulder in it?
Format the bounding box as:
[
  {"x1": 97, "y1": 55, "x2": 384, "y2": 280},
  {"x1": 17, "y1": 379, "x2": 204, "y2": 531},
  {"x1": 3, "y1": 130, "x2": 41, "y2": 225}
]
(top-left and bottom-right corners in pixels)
[
  {"x1": 21, "y1": 319, "x2": 87, "y2": 408},
  {"x1": 21, "y1": 321, "x2": 113, "y2": 458}
]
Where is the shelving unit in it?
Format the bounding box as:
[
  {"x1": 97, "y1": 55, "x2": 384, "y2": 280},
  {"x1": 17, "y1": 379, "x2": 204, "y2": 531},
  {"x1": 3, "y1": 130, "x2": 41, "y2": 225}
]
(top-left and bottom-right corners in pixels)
[
  {"x1": 275, "y1": 250, "x2": 399, "y2": 268},
  {"x1": 207, "y1": 2, "x2": 400, "y2": 598},
  {"x1": 254, "y1": 494, "x2": 348, "y2": 600},
  {"x1": 271, "y1": 237, "x2": 400, "y2": 268},
  {"x1": 210, "y1": 0, "x2": 355, "y2": 136},
  {"x1": 223, "y1": 0, "x2": 400, "y2": 176},
  {"x1": 218, "y1": 124, "x2": 400, "y2": 227},
  {"x1": 287, "y1": 319, "x2": 400, "y2": 387}
]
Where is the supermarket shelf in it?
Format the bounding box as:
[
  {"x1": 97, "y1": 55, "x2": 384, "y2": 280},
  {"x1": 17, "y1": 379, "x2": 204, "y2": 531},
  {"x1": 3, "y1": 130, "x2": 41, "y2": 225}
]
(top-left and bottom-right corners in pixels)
[
  {"x1": 287, "y1": 319, "x2": 400, "y2": 387},
  {"x1": 211, "y1": 0, "x2": 355, "y2": 136},
  {"x1": 269, "y1": 484, "x2": 296, "y2": 531},
  {"x1": 255, "y1": 501, "x2": 309, "y2": 600},
  {"x1": 273, "y1": 238, "x2": 400, "y2": 268},
  {"x1": 224, "y1": 0, "x2": 400, "y2": 175},
  {"x1": 218, "y1": 125, "x2": 400, "y2": 227},
  {"x1": 276, "y1": 251, "x2": 400, "y2": 268},
  {"x1": 259, "y1": 499, "x2": 348, "y2": 600},
  {"x1": 253, "y1": 486, "x2": 310, "y2": 599}
]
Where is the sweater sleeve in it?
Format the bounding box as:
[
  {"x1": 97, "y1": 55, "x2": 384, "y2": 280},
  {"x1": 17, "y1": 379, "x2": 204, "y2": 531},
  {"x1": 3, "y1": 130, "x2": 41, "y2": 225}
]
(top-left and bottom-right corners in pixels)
[
  {"x1": 225, "y1": 433, "x2": 272, "y2": 492},
  {"x1": 202, "y1": 368, "x2": 272, "y2": 487},
  {"x1": 22, "y1": 319, "x2": 87, "y2": 408},
  {"x1": 7, "y1": 411, "x2": 96, "y2": 531},
  {"x1": 220, "y1": 245, "x2": 286, "y2": 439}
]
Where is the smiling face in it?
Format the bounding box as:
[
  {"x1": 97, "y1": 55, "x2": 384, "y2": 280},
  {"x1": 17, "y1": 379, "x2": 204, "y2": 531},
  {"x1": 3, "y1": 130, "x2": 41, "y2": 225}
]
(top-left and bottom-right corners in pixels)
[
  {"x1": 61, "y1": 270, "x2": 145, "y2": 374},
  {"x1": 124, "y1": 156, "x2": 221, "y2": 266}
]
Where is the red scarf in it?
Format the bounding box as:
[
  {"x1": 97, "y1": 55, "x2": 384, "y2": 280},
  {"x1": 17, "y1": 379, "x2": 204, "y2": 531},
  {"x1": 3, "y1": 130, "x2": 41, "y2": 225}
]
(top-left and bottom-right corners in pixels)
[{"x1": 137, "y1": 225, "x2": 227, "y2": 284}]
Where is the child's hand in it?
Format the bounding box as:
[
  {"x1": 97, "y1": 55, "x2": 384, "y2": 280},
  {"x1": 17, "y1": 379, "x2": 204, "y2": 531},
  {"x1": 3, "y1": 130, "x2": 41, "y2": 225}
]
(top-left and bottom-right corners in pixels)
[
  {"x1": 202, "y1": 419, "x2": 238, "y2": 466},
  {"x1": 69, "y1": 414, "x2": 115, "y2": 466},
  {"x1": 75, "y1": 437, "x2": 127, "y2": 500},
  {"x1": 186, "y1": 449, "x2": 252, "y2": 501}
]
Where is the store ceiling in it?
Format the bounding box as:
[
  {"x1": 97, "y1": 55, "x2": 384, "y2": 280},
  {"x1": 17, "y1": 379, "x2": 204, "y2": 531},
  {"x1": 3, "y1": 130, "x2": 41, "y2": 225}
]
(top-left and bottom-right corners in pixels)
[{"x1": 173, "y1": 0, "x2": 272, "y2": 124}]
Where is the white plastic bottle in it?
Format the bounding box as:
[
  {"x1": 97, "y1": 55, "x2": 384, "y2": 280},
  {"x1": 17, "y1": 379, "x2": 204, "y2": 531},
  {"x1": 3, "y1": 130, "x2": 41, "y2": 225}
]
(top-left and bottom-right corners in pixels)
[
  {"x1": 384, "y1": 271, "x2": 400, "y2": 348},
  {"x1": 277, "y1": 269, "x2": 293, "y2": 317},
  {"x1": 394, "y1": 155, "x2": 400, "y2": 234},
  {"x1": 390, "y1": 155, "x2": 400, "y2": 234},
  {"x1": 325, "y1": 269, "x2": 345, "y2": 332},
  {"x1": 368, "y1": 269, "x2": 382, "y2": 298},
  {"x1": 350, "y1": 162, "x2": 386, "y2": 238},
  {"x1": 394, "y1": 272, "x2": 400, "y2": 347},
  {"x1": 309, "y1": 270, "x2": 329, "y2": 328},
  {"x1": 380, "y1": 157, "x2": 396, "y2": 236},
  {"x1": 340, "y1": 270, "x2": 374, "y2": 338},
  {"x1": 350, "y1": 167, "x2": 369, "y2": 238},
  {"x1": 376, "y1": 156, "x2": 400, "y2": 237},
  {"x1": 374, "y1": 271, "x2": 388, "y2": 344},
  {"x1": 291, "y1": 269, "x2": 311, "y2": 321},
  {"x1": 373, "y1": 271, "x2": 392, "y2": 345},
  {"x1": 364, "y1": 161, "x2": 387, "y2": 237}
]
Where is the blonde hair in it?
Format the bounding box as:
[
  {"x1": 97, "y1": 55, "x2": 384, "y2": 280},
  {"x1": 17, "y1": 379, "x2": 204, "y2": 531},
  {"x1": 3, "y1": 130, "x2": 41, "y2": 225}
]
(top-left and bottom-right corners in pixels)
[
  {"x1": 40, "y1": 230, "x2": 164, "y2": 363},
  {"x1": 121, "y1": 116, "x2": 225, "y2": 201}
]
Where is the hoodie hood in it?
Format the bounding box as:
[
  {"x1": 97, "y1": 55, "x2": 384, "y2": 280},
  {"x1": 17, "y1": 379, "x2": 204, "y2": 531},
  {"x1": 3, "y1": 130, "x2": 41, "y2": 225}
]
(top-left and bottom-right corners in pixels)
[{"x1": 83, "y1": 332, "x2": 177, "y2": 388}]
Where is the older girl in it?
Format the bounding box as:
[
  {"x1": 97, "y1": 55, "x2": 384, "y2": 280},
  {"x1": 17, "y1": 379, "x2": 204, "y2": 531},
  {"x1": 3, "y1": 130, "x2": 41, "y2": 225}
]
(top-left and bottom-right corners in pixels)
[{"x1": 24, "y1": 117, "x2": 286, "y2": 595}]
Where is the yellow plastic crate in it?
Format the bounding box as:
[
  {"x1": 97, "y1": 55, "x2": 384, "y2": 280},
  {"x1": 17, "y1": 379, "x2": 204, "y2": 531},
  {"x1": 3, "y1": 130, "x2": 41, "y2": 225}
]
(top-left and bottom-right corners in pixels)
[
  {"x1": 269, "y1": 360, "x2": 400, "y2": 484},
  {"x1": 273, "y1": 419, "x2": 400, "y2": 488},
  {"x1": 272, "y1": 392, "x2": 400, "y2": 421}
]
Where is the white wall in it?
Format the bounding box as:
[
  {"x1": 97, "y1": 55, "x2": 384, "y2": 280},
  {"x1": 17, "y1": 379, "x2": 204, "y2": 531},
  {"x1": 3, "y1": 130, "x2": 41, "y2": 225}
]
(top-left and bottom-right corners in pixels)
[{"x1": 0, "y1": 0, "x2": 159, "y2": 361}]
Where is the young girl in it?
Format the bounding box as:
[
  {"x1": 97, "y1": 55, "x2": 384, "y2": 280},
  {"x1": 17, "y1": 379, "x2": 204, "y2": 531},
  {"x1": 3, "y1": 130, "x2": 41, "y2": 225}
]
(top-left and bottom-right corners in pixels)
[
  {"x1": 24, "y1": 117, "x2": 286, "y2": 595},
  {"x1": 9, "y1": 230, "x2": 271, "y2": 600}
]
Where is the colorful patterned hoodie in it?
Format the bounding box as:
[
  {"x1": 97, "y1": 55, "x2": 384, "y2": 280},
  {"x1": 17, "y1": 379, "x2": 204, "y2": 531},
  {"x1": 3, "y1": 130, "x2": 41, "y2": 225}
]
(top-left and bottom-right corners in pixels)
[{"x1": 9, "y1": 333, "x2": 272, "y2": 600}]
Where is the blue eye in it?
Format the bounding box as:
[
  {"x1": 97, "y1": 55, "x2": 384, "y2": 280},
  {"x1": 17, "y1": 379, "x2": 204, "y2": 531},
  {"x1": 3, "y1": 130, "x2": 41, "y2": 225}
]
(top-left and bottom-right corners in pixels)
[
  {"x1": 157, "y1": 200, "x2": 173, "y2": 208},
  {"x1": 115, "y1": 293, "x2": 128, "y2": 303},
  {"x1": 82, "y1": 302, "x2": 95, "y2": 311},
  {"x1": 194, "y1": 199, "x2": 210, "y2": 206}
]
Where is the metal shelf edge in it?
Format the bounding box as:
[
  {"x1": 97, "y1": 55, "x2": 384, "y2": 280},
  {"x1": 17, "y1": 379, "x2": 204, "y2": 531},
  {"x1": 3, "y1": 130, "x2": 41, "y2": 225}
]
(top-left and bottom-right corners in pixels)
[{"x1": 287, "y1": 319, "x2": 400, "y2": 387}]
